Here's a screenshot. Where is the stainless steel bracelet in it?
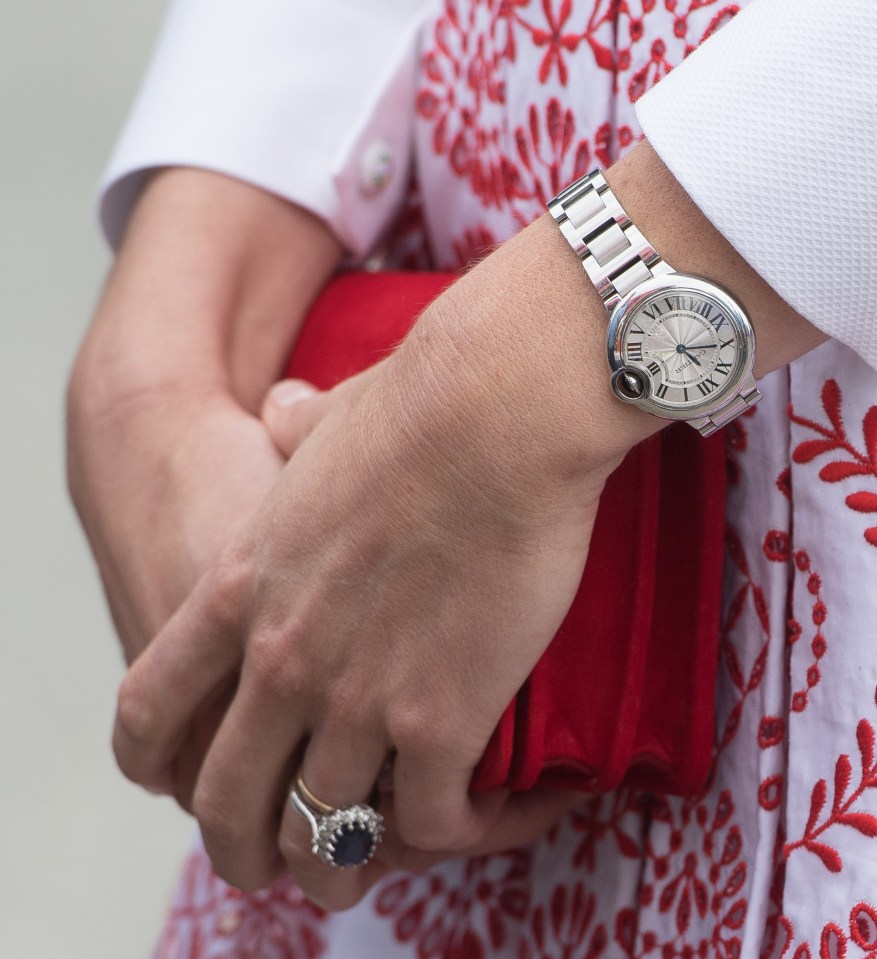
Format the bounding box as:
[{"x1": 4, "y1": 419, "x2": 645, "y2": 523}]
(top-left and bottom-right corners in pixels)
[
  {"x1": 547, "y1": 170, "x2": 674, "y2": 314},
  {"x1": 549, "y1": 170, "x2": 761, "y2": 437},
  {"x1": 688, "y1": 383, "x2": 761, "y2": 437}
]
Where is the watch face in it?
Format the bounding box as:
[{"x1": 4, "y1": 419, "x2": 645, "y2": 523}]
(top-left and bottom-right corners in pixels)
[{"x1": 607, "y1": 274, "x2": 754, "y2": 419}]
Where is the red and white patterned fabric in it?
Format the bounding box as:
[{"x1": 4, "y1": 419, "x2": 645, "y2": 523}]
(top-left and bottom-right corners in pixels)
[{"x1": 104, "y1": 1, "x2": 877, "y2": 956}]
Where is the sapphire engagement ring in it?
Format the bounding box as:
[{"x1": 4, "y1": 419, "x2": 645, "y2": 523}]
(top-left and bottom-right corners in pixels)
[{"x1": 290, "y1": 775, "x2": 384, "y2": 868}]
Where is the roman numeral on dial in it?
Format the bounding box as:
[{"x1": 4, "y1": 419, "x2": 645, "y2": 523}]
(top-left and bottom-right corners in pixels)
[
  {"x1": 716, "y1": 361, "x2": 732, "y2": 375},
  {"x1": 697, "y1": 378, "x2": 719, "y2": 396},
  {"x1": 627, "y1": 341, "x2": 643, "y2": 362},
  {"x1": 655, "y1": 382, "x2": 669, "y2": 399},
  {"x1": 647, "y1": 361, "x2": 661, "y2": 377}
]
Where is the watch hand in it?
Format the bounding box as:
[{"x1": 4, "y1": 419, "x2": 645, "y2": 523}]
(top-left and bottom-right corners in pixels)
[{"x1": 676, "y1": 345, "x2": 702, "y2": 367}]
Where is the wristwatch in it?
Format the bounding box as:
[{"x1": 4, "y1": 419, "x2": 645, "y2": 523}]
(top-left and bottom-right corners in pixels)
[{"x1": 548, "y1": 170, "x2": 760, "y2": 436}]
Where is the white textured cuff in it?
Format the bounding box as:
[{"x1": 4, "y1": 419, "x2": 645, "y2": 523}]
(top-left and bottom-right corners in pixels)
[{"x1": 636, "y1": 0, "x2": 877, "y2": 371}]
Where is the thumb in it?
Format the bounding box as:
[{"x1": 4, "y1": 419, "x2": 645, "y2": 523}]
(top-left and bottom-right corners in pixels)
[{"x1": 260, "y1": 379, "x2": 329, "y2": 458}]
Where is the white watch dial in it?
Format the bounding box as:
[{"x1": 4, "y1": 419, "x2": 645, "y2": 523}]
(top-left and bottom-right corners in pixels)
[
  {"x1": 623, "y1": 293, "x2": 739, "y2": 407},
  {"x1": 607, "y1": 274, "x2": 755, "y2": 421}
]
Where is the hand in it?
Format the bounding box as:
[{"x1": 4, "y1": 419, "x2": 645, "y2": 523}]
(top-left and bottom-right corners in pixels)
[
  {"x1": 111, "y1": 213, "x2": 641, "y2": 907},
  {"x1": 68, "y1": 391, "x2": 287, "y2": 805},
  {"x1": 259, "y1": 380, "x2": 590, "y2": 904},
  {"x1": 67, "y1": 168, "x2": 343, "y2": 807}
]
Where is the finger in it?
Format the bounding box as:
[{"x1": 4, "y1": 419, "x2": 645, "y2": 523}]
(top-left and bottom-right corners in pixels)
[
  {"x1": 467, "y1": 788, "x2": 586, "y2": 855},
  {"x1": 391, "y1": 735, "x2": 506, "y2": 853},
  {"x1": 260, "y1": 379, "x2": 329, "y2": 457},
  {"x1": 376, "y1": 788, "x2": 584, "y2": 874},
  {"x1": 112, "y1": 563, "x2": 247, "y2": 790},
  {"x1": 192, "y1": 664, "x2": 309, "y2": 892},
  {"x1": 170, "y1": 682, "x2": 237, "y2": 813},
  {"x1": 277, "y1": 722, "x2": 391, "y2": 910}
]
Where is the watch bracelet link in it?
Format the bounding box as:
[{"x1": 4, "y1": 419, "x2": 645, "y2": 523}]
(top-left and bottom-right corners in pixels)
[
  {"x1": 547, "y1": 170, "x2": 674, "y2": 314},
  {"x1": 688, "y1": 382, "x2": 761, "y2": 436}
]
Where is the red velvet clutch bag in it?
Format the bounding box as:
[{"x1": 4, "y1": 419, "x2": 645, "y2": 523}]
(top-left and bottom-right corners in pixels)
[{"x1": 285, "y1": 272, "x2": 725, "y2": 796}]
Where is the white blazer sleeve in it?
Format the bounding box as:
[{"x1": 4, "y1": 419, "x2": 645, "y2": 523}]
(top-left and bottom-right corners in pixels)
[
  {"x1": 635, "y1": 0, "x2": 877, "y2": 371},
  {"x1": 99, "y1": 0, "x2": 436, "y2": 256}
]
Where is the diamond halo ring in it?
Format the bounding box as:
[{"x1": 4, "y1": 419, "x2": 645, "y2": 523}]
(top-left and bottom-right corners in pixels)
[{"x1": 290, "y1": 775, "x2": 384, "y2": 868}]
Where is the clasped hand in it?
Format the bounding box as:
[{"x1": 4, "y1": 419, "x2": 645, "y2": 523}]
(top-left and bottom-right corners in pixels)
[{"x1": 111, "y1": 226, "x2": 629, "y2": 909}]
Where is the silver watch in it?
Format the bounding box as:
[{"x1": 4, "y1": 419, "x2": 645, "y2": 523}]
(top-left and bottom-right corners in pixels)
[{"x1": 548, "y1": 170, "x2": 760, "y2": 436}]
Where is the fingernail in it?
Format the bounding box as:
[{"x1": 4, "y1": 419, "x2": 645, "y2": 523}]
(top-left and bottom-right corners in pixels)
[{"x1": 269, "y1": 381, "x2": 318, "y2": 408}]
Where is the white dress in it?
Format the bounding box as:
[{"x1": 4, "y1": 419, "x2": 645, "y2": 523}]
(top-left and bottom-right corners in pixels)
[{"x1": 101, "y1": 1, "x2": 877, "y2": 956}]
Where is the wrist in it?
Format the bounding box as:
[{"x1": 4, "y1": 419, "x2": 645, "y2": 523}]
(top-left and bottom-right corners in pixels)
[
  {"x1": 79, "y1": 167, "x2": 344, "y2": 416},
  {"x1": 369, "y1": 220, "x2": 657, "y2": 549},
  {"x1": 394, "y1": 215, "x2": 660, "y2": 510}
]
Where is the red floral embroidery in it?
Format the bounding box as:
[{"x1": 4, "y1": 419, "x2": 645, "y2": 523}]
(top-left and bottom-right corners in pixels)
[
  {"x1": 154, "y1": 850, "x2": 328, "y2": 959},
  {"x1": 529, "y1": 883, "x2": 608, "y2": 957},
  {"x1": 849, "y1": 903, "x2": 877, "y2": 953},
  {"x1": 785, "y1": 902, "x2": 877, "y2": 959},
  {"x1": 763, "y1": 540, "x2": 828, "y2": 715},
  {"x1": 514, "y1": 97, "x2": 593, "y2": 205},
  {"x1": 789, "y1": 379, "x2": 877, "y2": 548},
  {"x1": 374, "y1": 851, "x2": 533, "y2": 956},
  {"x1": 513, "y1": 0, "x2": 588, "y2": 85},
  {"x1": 783, "y1": 716, "x2": 877, "y2": 873},
  {"x1": 567, "y1": 792, "x2": 647, "y2": 872}
]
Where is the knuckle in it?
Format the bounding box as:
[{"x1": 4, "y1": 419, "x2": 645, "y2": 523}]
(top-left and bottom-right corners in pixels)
[
  {"x1": 323, "y1": 676, "x2": 377, "y2": 730},
  {"x1": 386, "y1": 702, "x2": 444, "y2": 755},
  {"x1": 115, "y1": 670, "x2": 151, "y2": 741},
  {"x1": 192, "y1": 785, "x2": 244, "y2": 848},
  {"x1": 247, "y1": 626, "x2": 311, "y2": 702},
  {"x1": 203, "y1": 553, "x2": 253, "y2": 629}
]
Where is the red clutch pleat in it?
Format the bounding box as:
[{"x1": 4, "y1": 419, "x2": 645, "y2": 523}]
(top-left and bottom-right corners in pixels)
[{"x1": 285, "y1": 271, "x2": 725, "y2": 796}]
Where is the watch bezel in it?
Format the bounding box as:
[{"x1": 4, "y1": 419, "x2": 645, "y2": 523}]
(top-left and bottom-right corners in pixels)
[{"x1": 606, "y1": 272, "x2": 756, "y2": 421}]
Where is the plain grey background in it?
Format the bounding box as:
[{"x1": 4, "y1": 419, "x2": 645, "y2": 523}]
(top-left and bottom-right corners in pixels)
[{"x1": 1, "y1": 1, "x2": 194, "y2": 954}]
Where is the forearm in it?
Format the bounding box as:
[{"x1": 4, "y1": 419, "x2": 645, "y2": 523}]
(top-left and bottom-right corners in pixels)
[{"x1": 67, "y1": 168, "x2": 343, "y2": 659}]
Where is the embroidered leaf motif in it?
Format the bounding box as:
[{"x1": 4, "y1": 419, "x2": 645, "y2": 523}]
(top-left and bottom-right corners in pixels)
[
  {"x1": 585, "y1": 35, "x2": 615, "y2": 70},
  {"x1": 806, "y1": 779, "x2": 828, "y2": 834},
  {"x1": 864, "y1": 406, "x2": 877, "y2": 469},
  {"x1": 832, "y1": 754, "x2": 852, "y2": 813},
  {"x1": 794, "y1": 439, "x2": 840, "y2": 464},
  {"x1": 752, "y1": 587, "x2": 771, "y2": 638},
  {"x1": 723, "y1": 863, "x2": 746, "y2": 899},
  {"x1": 857, "y1": 719, "x2": 876, "y2": 774},
  {"x1": 820, "y1": 922, "x2": 847, "y2": 959},
  {"x1": 819, "y1": 461, "x2": 872, "y2": 483},
  {"x1": 724, "y1": 585, "x2": 749, "y2": 636},
  {"x1": 822, "y1": 379, "x2": 845, "y2": 436},
  {"x1": 609, "y1": 826, "x2": 639, "y2": 858},
  {"x1": 804, "y1": 840, "x2": 843, "y2": 873},
  {"x1": 789, "y1": 381, "x2": 877, "y2": 548},
  {"x1": 748, "y1": 644, "x2": 768, "y2": 691},
  {"x1": 846, "y1": 491, "x2": 877, "y2": 514},
  {"x1": 721, "y1": 899, "x2": 747, "y2": 931},
  {"x1": 835, "y1": 812, "x2": 877, "y2": 837}
]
